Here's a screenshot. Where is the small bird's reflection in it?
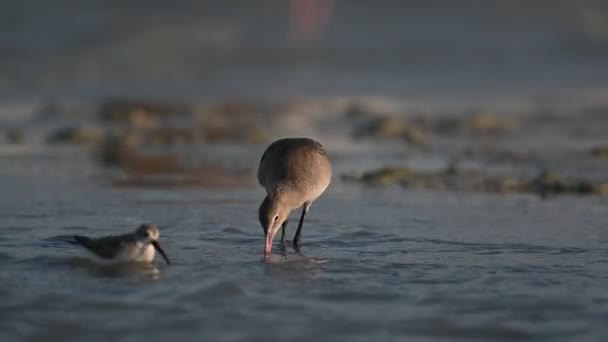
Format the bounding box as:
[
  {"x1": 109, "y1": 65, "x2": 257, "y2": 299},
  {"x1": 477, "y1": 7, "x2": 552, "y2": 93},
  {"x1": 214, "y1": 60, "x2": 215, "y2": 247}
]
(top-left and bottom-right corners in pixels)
[{"x1": 65, "y1": 257, "x2": 161, "y2": 279}]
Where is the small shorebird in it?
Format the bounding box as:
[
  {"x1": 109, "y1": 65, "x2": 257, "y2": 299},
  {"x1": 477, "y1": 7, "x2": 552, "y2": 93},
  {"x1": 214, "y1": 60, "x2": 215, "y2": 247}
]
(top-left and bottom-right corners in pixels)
[
  {"x1": 258, "y1": 137, "x2": 332, "y2": 255},
  {"x1": 72, "y1": 224, "x2": 171, "y2": 264}
]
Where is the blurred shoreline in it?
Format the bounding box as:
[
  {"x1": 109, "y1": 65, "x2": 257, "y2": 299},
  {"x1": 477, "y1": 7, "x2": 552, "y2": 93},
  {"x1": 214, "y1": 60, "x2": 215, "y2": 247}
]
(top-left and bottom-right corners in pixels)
[{"x1": 1, "y1": 96, "x2": 606, "y2": 197}]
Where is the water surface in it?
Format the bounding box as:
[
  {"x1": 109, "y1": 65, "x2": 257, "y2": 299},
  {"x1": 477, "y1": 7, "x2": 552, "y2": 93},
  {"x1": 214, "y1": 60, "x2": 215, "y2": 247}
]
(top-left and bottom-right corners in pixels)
[{"x1": 1, "y1": 151, "x2": 607, "y2": 342}]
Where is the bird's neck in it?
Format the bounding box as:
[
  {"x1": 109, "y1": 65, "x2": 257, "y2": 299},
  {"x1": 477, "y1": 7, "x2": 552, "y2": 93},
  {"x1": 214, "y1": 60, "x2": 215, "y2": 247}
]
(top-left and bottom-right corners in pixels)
[{"x1": 271, "y1": 186, "x2": 302, "y2": 209}]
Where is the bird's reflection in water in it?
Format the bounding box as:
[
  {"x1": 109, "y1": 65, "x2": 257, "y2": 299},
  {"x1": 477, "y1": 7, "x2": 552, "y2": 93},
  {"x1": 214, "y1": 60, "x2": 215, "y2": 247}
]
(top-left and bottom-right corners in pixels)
[
  {"x1": 65, "y1": 257, "x2": 161, "y2": 280},
  {"x1": 262, "y1": 244, "x2": 329, "y2": 281}
]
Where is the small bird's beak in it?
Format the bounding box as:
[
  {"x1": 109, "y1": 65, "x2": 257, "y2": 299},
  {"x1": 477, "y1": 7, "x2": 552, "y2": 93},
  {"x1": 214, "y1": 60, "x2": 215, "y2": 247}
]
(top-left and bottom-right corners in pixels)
[{"x1": 151, "y1": 241, "x2": 171, "y2": 265}]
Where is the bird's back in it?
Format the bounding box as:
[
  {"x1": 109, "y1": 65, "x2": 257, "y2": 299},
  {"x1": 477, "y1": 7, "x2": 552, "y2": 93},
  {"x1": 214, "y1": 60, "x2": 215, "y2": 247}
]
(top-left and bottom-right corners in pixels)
[
  {"x1": 73, "y1": 233, "x2": 134, "y2": 259},
  {"x1": 258, "y1": 138, "x2": 332, "y2": 200}
]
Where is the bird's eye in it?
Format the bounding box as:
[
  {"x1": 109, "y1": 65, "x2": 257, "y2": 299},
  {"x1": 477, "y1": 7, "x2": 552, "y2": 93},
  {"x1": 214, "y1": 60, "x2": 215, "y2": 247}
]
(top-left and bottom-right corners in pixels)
[{"x1": 273, "y1": 215, "x2": 279, "y2": 222}]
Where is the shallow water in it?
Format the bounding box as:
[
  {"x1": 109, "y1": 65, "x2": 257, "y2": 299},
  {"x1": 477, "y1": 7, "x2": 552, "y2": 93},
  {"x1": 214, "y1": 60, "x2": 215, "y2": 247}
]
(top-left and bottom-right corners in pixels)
[{"x1": 1, "y1": 151, "x2": 607, "y2": 342}]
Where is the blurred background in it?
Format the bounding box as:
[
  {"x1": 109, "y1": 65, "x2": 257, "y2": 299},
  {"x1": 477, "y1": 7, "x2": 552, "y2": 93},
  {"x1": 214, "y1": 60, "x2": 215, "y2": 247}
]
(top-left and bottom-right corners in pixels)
[
  {"x1": 1, "y1": 0, "x2": 607, "y2": 191},
  {"x1": 1, "y1": 0, "x2": 608, "y2": 102},
  {"x1": 0, "y1": 0, "x2": 607, "y2": 189}
]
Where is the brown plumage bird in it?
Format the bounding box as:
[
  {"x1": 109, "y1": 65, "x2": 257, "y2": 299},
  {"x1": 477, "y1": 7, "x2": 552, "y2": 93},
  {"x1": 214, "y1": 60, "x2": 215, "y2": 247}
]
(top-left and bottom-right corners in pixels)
[{"x1": 257, "y1": 137, "x2": 332, "y2": 255}]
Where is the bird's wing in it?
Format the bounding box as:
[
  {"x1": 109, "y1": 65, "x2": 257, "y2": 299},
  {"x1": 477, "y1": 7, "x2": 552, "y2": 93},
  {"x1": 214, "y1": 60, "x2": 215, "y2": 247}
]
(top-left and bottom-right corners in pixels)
[
  {"x1": 73, "y1": 234, "x2": 132, "y2": 259},
  {"x1": 258, "y1": 139, "x2": 288, "y2": 187}
]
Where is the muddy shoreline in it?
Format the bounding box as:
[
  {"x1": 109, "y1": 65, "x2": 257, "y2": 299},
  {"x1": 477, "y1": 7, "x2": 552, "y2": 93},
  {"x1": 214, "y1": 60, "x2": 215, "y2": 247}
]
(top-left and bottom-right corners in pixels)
[{"x1": 2, "y1": 96, "x2": 606, "y2": 198}]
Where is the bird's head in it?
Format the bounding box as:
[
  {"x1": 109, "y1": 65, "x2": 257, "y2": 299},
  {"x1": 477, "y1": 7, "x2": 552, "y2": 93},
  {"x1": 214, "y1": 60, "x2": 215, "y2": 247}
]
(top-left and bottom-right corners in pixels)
[
  {"x1": 259, "y1": 195, "x2": 291, "y2": 255},
  {"x1": 135, "y1": 223, "x2": 170, "y2": 264},
  {"x1": 136, "y1": 223, "x2": 160, "y2": 241}
]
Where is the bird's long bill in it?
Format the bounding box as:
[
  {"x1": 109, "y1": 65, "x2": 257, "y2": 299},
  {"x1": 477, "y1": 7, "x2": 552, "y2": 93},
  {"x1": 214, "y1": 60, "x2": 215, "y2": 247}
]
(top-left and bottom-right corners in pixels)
[
  {"x1": 264, "y1": 228, "x2": 278, "y2": 255},
  {"x1": 151, "y1": 241, "x2": 171, "y2": 265}
]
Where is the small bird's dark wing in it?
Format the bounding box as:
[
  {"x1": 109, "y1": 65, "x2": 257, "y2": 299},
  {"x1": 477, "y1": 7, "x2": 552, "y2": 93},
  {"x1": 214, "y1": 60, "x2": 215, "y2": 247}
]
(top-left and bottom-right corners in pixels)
[{"x1": 73, "y1": 234, "x2": 131, "y2": 259}]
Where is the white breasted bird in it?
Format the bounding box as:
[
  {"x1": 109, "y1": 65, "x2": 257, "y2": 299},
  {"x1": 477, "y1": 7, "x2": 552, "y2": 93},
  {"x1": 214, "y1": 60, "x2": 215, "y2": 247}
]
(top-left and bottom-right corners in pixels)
[{"x1": 72, "y1": 224, "x2": 171, "y2": 264}]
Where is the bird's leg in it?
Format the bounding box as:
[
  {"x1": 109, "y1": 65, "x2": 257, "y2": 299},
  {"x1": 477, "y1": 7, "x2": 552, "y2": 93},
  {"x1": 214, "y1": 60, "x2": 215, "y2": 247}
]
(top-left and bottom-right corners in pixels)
[
  {"x1": 281, "y1": 220, "x2": 288, "y2": 242},
  {"x1": 293, "y1": 202, "x2": 310, "y2": 249}
]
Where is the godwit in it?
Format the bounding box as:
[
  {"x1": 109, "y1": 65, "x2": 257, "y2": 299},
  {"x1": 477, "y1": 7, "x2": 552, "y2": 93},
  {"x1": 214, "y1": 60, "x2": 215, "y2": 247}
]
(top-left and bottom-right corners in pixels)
[{"x1": 257, "y1": 137, "x2": 332, "y2": 255}]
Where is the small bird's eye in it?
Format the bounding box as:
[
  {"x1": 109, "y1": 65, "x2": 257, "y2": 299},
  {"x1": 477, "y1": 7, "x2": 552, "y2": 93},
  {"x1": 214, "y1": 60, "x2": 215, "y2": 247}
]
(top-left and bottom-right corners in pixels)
[{"x1": 273, "y1": 215, "x2": 279, "y2": 222}]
